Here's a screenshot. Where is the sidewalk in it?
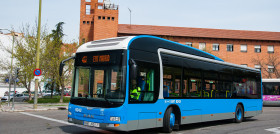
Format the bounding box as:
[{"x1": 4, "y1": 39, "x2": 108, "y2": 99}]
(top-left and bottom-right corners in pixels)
[{"x1": 0, "y1": 102, "x2": 68, "y2": 112}]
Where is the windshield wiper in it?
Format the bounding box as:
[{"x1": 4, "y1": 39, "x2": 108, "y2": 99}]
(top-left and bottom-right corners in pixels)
[{"x1": 104, "y1": 96, "x2": 113, "y2": 105}]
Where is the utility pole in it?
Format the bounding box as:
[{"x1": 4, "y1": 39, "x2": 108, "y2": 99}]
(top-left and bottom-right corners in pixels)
[
  {"x1": 34, "y1": 0, "x2": 42, "y2": 109},
  {"x1": 9, "y1": 33, "x2": 15, "y2": 107},
  {"x1": 0, "y1": 29, "x2": 15, "y2": 107},
  {"x1": 128, "y1": 8, "x2": 131, "y2": 27},
  {"x1": 12, "y1": 68, "x2": 19, "y2": 111}
]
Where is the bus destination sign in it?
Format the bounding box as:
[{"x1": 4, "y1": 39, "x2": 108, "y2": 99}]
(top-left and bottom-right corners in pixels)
[
  {"x1": 93, "y1": 55, "x2": 110, "y2": 63},
  {"x1": 75, "y1": 50, "x2": 122, "y2": 66}
]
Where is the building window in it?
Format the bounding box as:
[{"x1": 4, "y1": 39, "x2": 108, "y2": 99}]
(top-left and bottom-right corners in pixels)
[
  {"x1": 98, "y1": 16, "x2": 101, "y2": 20},
  {"x1": 98, "y1": 0, "x2": 103, "y2": 2},
  {"x1": 91, "y1": 21, "x2": 94, "y2": 24},
  {"x1": 86, "y1": 5, "x2": 91, "y2": 15},
  {"x1": 83, "y1": 21, "x2": 86, "y2": 24},
  {"x1": 254, "y1": 65, "x2": 261, "y2": 70},
  {"x1": 268, "y1": 65, "x2": 274, "y2": 73},
  {"x1": 98, "y1": 5, "x2": 103, "y2": 9},
  {"x1": 240, "y1": 44, "x2": 247, "y2": 52},
  {"x1": 87, "y1": 21, "x2": 90, "y2": 24},
  {"x1": 212, "y1": 43, "x2": 219, "y2": 51},
  {"x1": 107, "y1": 17, "x2": 110, "y2": 20},
  {"x1": 241, "y1": 64, "x2": 248, "y2": 67},
  {"x1": 112, "y1": 17, "x2": 115, "y2": 21},
  {"x1": 85, "y1": 0, "x2": 91, "y2": 2},
  {"x1": 227, "y1": 44, "x2": 233, "y2": 51},
  {"x1": 199, "y1": 43, "x2": 206, "y2": 51},
  {"x1": 255, "y1": 45, "x2": 261, "y2": 53},
  {"x1": 185, "y1": 42, "x2": 192, "y2": 47},
  {"x1": 268, "y1": 46, "x2": 274, "y2": 53},
  {"x1": 102, "y1": 16, "x2": 105, "y2": 20}
]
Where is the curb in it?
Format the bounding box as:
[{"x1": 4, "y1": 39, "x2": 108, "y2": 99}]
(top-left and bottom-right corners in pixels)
[{"x1": 1, "y1": 107, "x2": 68, "y2": 112}]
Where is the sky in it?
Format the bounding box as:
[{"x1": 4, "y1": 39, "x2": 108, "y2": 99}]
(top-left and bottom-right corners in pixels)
[{"x1": 1, "y1": 0, "x2": 280, "y2": 43}]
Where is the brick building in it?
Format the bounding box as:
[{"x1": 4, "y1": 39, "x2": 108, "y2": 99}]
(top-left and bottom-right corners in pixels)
[{"x1": 79, "y1": 0, "x2": 280, "y2": 79}]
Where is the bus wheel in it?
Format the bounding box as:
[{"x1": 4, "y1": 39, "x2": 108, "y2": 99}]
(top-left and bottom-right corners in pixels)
[
  {"x1": 163, "y1": 107, "x2": 175, "y2": 133},
  {"x1": 235, "y1": 104, "x2": 244, "y2": 123}
]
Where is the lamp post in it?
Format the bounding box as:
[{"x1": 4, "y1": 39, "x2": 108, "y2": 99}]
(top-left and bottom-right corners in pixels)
[{"x1": 0, "y1": 29, "x2": 15, "y2": 107}]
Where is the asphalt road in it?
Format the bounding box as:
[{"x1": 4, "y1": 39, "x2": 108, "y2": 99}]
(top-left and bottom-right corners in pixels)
[{"x1": 0, "y1": 107, "x2": 280, "y2": 134}]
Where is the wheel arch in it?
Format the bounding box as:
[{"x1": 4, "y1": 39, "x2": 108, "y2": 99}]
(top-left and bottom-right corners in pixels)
[{"x1": 164, "y1": 104, "x2": 182, "y2": 125}]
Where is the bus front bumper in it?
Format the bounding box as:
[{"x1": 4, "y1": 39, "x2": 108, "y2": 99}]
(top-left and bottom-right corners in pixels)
[{"x1": 68, "y1": 117, "x2": 128, "y2": 131}]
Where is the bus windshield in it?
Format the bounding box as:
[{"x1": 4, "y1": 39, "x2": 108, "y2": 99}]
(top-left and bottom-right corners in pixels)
[
  {"x1": 263, "y1": 82, "x2": 280, "y2": 95},
  {"x1": 72, "y1": 50, "x2": 126, "y2": 107}
]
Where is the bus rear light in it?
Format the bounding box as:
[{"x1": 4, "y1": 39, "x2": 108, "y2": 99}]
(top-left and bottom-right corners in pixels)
[
  {"x1": 182, "y1": 117, "x2": 186, "y2": 119},
  {"x1": 114, "y1": 124, "x2": 120, "y2": 127},
  {"x1": 158, "y1": 119, "x2": 162, "y2": 121}
]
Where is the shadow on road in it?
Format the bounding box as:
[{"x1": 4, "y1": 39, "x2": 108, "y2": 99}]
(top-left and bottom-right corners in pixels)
[
  {"x1": 59, "y1": 118, "x2": 257, "y2": 134},
  {"x1": 59, "y1": 125, "x2": 105, "y2": 134}
]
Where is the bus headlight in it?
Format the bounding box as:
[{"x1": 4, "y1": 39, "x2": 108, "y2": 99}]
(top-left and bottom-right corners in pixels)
[{"x1": 110, "y1": 117, "x2": 121, "y2": 121}]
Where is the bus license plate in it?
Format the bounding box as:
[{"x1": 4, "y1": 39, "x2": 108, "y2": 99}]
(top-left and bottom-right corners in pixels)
[
  {"x1": 93, "y1": 123, "x2": 100, "y2": 127},
  {"x1": 84, "y1": 121, "x2": 99, "y2": 127}
]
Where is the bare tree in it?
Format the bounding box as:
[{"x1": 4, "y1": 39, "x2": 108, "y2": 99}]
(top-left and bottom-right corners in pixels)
[{"x1": 251, "y1": 54, "x2": 280, "y2": 78}]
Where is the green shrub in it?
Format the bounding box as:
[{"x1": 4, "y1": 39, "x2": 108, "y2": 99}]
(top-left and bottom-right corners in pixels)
[{"x1": 28, "y1": 96, "x2": 70, "y2": 103}]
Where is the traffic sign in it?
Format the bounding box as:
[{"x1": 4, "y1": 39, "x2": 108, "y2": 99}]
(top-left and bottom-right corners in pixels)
[{"x1": 33, "y1": 69, "x2": 42, "y2": 76}]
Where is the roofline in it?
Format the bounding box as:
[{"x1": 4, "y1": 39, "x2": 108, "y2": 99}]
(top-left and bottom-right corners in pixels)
[{"x1": 118, "y1": 24, "x2": 280, "y2": 42}]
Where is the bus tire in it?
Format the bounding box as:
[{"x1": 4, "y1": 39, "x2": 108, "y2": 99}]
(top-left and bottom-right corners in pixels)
[
  {"x1": 162, "y1": 107, "x2": 175, "y2": 133},
  {"x1": 235, "y1": 104, "x2": 244, "y2": 123}
]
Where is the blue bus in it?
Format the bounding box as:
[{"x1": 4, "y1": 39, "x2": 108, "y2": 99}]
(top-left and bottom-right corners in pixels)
[{"x1": 60, "y1": 35, "x2": 262, "y2": 132}]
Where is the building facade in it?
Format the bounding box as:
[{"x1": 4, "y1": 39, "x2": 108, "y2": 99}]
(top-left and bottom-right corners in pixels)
[{"x1": 80, "y1": 0, "x2": 280, "y2": 79}]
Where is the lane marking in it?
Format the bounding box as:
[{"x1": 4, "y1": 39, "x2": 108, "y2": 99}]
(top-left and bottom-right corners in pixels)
[
  {"x1": 265, "y1": 127, "x2": 280, "y2": 134},
  {"x1": 20, "y1": 112, "x2": 113, "y2": 134}
]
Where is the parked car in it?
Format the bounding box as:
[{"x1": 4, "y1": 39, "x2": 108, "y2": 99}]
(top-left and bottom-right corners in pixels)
[
  {"x1": 1, "y1": 94, "x2": 15, "y2": 102},
  {"x1": 63, "y1": 90, "x2": 71, "y2": 96},
  {"x1": 14, "y1": 93, "x2": 29, "y2": 102},
  {"x1": 1, "y1": 93, "x2": 29, "y2": 102},
  {"x1": 42, "y1": 90, "x2": 58, "y2": 97}
]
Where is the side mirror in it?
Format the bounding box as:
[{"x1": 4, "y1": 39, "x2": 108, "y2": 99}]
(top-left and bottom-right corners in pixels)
[
  {"x1": 129, "y1": 59, "x2": 138, "y2": 80},
  {"x1": 59, "y1": 55, "x2": 75, "y2": 77},
  {"x1": 59, "y1": 62, "x2": 65, "y2": 76}
]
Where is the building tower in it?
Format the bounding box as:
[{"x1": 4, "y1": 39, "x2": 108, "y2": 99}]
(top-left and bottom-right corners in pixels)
[{"x1": 80, "y1": 0, "x2": 119, "y2": 43}]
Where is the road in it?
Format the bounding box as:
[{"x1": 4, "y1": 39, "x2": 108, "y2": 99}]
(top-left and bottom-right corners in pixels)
[{"x1": 0, "y1": 107, "x2": 280, "y2": 134}]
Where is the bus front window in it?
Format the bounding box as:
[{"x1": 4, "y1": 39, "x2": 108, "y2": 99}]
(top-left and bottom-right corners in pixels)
[{"x1": 74, "y1": 65, "x2": 125, "y2": 102}]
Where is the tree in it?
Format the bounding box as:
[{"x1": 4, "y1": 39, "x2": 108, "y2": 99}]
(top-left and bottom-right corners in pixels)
[
  {"x1": 251, "y1": 54, "x2": 280, "y2": 78},
  {"x1": 0, "y1": 23, "x2": 50, "y2": 101},
  {"x1": 58, "y1": 42, "x2": 77, "y2": 102},
  {"x1": 41, "y1": 22, "x2": 65, "y2": 99}
]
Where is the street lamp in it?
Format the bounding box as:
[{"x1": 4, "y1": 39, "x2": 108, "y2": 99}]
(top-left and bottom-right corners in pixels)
[{"x1": 0, "y1": 29, "x2": 15, "y2": 107}]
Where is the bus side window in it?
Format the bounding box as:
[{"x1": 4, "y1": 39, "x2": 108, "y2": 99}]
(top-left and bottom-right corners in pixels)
[
  {"x1": 184, "y1": 69, "x2": 202, "y2": 98},
  {"x1": 129, "y1": 61, "x2": 157, "y2": 102},
  {"x1": 163, "y1": 66, "x2": 182, "y2": 98}
]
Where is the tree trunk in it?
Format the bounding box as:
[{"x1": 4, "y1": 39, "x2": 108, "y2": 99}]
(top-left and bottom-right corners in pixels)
[
  {"x1": 50, "y1": 82, "x2": 54, "y2": 98},
  {"x1": 60, "y1": 77, "x2": 65, "y2": 103},
  {"x1": 28, "y1": 81, "x2": 32, "y2": 101}
]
